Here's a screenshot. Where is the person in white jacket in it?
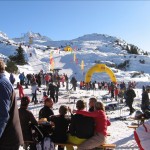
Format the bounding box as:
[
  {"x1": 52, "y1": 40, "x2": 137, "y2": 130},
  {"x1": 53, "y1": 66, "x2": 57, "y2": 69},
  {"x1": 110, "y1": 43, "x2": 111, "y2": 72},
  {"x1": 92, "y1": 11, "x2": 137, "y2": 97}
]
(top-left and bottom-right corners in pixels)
[
  {"x1": 134, "y1": 119, "x2": 150, "y2": 150},
  {"x1": 31, "y1": 81, "x2": 41, "y2": 104}
]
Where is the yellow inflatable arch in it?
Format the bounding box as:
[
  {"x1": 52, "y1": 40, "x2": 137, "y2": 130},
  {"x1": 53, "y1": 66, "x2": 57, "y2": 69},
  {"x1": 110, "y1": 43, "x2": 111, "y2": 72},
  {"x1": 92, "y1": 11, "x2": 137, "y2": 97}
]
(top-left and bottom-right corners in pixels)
[{"x1": 85, "y1": 64, "x2": 117, "y2": 83}]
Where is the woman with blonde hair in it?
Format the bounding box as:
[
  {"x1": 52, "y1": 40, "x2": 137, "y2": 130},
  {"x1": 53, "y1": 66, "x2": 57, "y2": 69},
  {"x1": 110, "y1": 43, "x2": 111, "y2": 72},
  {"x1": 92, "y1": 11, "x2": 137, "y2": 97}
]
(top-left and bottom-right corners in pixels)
[{"x1": 74, "y1": 101, "x2": 111, "y2": 150}]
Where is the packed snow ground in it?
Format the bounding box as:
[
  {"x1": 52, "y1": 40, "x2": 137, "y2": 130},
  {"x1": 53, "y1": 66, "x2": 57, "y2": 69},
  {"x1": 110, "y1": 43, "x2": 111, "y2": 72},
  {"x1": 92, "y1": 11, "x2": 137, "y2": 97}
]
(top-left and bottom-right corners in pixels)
[{"x1": 12, "y1": 80, "x2": 144, "y2": 150}]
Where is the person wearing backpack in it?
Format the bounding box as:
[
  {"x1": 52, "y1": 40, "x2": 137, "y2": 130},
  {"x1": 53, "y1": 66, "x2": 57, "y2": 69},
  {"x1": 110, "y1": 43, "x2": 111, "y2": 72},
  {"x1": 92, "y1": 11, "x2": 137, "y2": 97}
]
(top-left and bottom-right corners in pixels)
[
  {"x1": 19, "y1": 96, "x2": 38, "y2": 150},
  {"x1": 50, "y1": 105, "x2": 70, "y2": 150}
]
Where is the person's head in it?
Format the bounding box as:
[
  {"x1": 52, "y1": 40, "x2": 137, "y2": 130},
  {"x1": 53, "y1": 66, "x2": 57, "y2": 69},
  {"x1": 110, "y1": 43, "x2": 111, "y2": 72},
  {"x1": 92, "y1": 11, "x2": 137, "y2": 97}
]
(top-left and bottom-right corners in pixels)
[
  {"x1": 94, "y1": 101, "x2": 105, "y2": 111},
  {"x1": 89, "y1": 97, "x2": 97, "y2": 108},
  {"x1": 0, "y1": 60, "x2": 5, "y2": 73},
  {"x1": 44, "y1": 97, "x2": 53, "y2": 108},
  {"x1": 21, "y1": 96, "x2": 30, "y2": 108},
  {"x1": 76, "y1": 100, "x2": 85, "y2": 110},
  {"x1": 59, "y1": 105, "x2": 68, "y2": 116}
]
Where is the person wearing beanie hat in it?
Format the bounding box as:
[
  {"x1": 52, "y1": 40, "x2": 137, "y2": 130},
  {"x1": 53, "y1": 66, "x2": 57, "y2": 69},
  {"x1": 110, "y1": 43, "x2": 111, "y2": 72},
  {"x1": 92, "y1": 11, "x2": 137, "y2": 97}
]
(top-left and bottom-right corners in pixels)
[{"x1": 19, "y1": 96, "x2": 38, "y2": 150}]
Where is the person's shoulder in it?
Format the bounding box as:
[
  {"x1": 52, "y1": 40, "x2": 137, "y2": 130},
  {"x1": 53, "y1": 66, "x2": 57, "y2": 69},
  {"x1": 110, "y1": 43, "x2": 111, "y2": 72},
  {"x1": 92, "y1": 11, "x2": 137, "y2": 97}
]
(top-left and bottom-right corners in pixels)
[
  {"x1": 51, "y1": 114, "x2": 59, "y2": 118},
  {"x1": 0, "y1": 75, "x2": 13, "y2": 88},
  {"x1": 39, "y1": 106, "x2": 45, "y2": 112},
  {"x1": 27, "y1": 109, "x2": 34, "y2": 115},
  {"x1": 50, "y1": 108, "x2": 54, "y2": 113},
  {"x1": 73, "y1": 113, "x2": 85, "y2": 119}
]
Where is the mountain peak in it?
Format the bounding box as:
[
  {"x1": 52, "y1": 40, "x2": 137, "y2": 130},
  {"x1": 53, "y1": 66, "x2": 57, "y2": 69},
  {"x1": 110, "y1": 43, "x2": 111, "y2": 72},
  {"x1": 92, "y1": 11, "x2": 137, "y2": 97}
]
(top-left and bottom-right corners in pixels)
[
  {"x1": 23, "y1": 31, "x2": 52, "y2": 41},
  {"x1": 0, "y1": 31, "x2": 9, "y2": 40},
  {"x1": 13, "y1": 31, "x2": 52, "y2": 43},
  {"x1": 73, "y1": 33, "x2": 118, "y2": 42}
]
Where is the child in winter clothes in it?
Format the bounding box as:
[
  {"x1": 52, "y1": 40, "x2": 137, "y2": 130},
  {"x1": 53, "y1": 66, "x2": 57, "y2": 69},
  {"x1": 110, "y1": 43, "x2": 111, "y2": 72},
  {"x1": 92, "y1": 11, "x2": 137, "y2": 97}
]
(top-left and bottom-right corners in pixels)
[{"x1": 18, "y1": 83, "x2": 24, "y2": 99}]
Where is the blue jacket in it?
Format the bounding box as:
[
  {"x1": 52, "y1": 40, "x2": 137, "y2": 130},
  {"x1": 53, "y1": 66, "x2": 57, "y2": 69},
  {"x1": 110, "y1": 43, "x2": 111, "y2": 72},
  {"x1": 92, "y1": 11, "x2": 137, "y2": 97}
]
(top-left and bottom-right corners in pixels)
[{"x1": 0, "y1": 73, "x2": 13, "y2": 138}]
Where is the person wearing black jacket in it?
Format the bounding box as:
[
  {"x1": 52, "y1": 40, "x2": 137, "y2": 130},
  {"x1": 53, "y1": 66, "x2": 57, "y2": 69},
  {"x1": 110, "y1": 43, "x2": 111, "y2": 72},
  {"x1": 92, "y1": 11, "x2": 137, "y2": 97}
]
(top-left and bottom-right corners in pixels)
[
  {"x1": 47, "y1": 83, "x2": 56, "y2": 103},
  {"x1": 126, "y1": 86, "x2": 136, "y2": 115},
  {"x1": 39, "y1": 98, "x2": 54, "y2": 136},
  {"x1": 141, "y1": 86, "x2": 150, "y2": 112},
  {"x1": 70, "y1": 77, "x2": 77, "y2": 91},
  {"x1": 68, "y1": 100, "x2": 95, "y2": 147},
  {"x1": 51, "y1": 105, "x2": 70, "y2": 150},
  {"x1": 39, "y1": 98, "x2": 54, "y2": 121},
  {"x1": 19, "y1": 96, "x2": 38, "y2": 150}
]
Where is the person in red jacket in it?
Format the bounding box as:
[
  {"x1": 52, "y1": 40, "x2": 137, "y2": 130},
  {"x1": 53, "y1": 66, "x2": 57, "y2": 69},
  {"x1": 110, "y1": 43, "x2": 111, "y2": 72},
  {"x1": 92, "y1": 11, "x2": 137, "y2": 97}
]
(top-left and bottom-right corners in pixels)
[
  {"x1": 114, "y1": 87, "x2": 119, "y2": 101},
  {"x1": 74, "y1": 101, "x2": 111, "y2": 150},
  {"x1": 18, "y1": 82, "x2": 24, "y2": 99}
]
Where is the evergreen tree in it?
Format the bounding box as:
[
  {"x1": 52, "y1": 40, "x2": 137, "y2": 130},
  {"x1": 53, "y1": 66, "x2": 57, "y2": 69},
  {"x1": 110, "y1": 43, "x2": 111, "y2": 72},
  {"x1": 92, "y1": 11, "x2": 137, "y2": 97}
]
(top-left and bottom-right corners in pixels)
[
  {"x1": 9, "y1": 45, "x2": 27, "y2": 65},
  {"x1": 144, "y1": 51, "x2": 148, "y2": 55},
  {"x1": 5, "y1": 60, "x2": 18, "y2": 73},
  {"x1": 129, "y1": 45, "x2": 139, "y2": 54},
  {"x1": 16, "y1": 45, "x2": 26, "y2": 65}
]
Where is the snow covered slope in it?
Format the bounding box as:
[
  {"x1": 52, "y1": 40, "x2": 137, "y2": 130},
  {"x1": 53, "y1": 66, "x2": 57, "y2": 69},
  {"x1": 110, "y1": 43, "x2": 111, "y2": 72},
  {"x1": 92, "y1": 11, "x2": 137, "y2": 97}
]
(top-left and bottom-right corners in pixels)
[{"x1": 0, "y1": 31, "x2": 149, "y2": 83}]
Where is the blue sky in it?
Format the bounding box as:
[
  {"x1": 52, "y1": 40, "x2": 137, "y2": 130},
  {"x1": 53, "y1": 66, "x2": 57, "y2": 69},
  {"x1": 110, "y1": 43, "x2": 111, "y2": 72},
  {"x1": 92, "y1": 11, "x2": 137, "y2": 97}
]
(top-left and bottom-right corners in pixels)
[{"x1": 0, "y1": 1, "x2": 150, "y2": 51}]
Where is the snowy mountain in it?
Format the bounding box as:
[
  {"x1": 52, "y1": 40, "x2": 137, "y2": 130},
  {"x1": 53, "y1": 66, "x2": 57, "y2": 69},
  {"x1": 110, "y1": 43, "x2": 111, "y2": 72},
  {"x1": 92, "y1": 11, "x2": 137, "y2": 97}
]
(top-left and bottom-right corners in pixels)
[
  {"x1": 0, "y1": 31, "x2": 150, "y2": 84},
  {"x1": 13, "y1": 31, "x2": 52, "y2": 44}
]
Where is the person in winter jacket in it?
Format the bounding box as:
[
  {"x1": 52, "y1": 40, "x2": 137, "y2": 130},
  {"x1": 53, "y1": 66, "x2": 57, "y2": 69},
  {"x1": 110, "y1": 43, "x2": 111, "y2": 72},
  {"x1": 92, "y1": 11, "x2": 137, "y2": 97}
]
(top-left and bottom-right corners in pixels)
[
  {"x1": 39, "y1": 98, "x2": 54, "y2": 121},
  {"x1": 31, "y1": 80, "x2": 41, "y2": 104},
  {"x1": 47, "y1": 82, "x2": 56, "y2": 103},
  {"x1": 126, "y1": 85, "x2": 136, "y2": 115},
  {"x1": 141, "y1": 86, "x2": 150, "y2": 113},
  {"x1": 70, "y1": 77, "x2": 77, "y2": 91},
  {"x1": 19, "y1": 72, "x2": 25, "y2": 85},
  {"x1": 18, "y1": 82, "x2": 24, "y2": 99},
  {"x1": 19, "y1": 96, "x2": 38, "y2": 150},
  {"x1": 0, "y1": 60, "x2": 23, "y2": 150},
  {"x1": 134, "y1": 119, "x2": 150, "y2": 150},
  {"x1": 74, "y1": 101, "x2": 111, "y2": 150},
  {"x1": 9, "y1": 73, "x2": 15, "y2": 85},
  {"x1": 44, "y1": 73, "x2": 51, "y2": 89},
  {"x1": 67, "y1": 100, "x2": 95, "y2": 149},
  {"x1": 114, "y1": 87, "x2": 119, "y2": 101},
  {"x1": 51, "y1": 105, "x2": 70, "y2": 150}
]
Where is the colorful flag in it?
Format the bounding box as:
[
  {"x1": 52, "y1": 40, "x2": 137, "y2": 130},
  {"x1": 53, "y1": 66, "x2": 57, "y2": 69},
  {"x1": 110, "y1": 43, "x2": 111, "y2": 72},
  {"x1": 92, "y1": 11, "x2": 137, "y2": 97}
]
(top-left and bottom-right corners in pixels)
[
  {"x1": 81, "y1": 60, "x2": 84, "y2": 70},
  {"x1": 74, "y1": 47, "x2": 77, "y2": 51},
  {"x1": 74, "y1": 53, "x2": 76, "y2": 62},
  {"x1": 50, "y1": 52, "x2": 54, "y2": 70}
]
